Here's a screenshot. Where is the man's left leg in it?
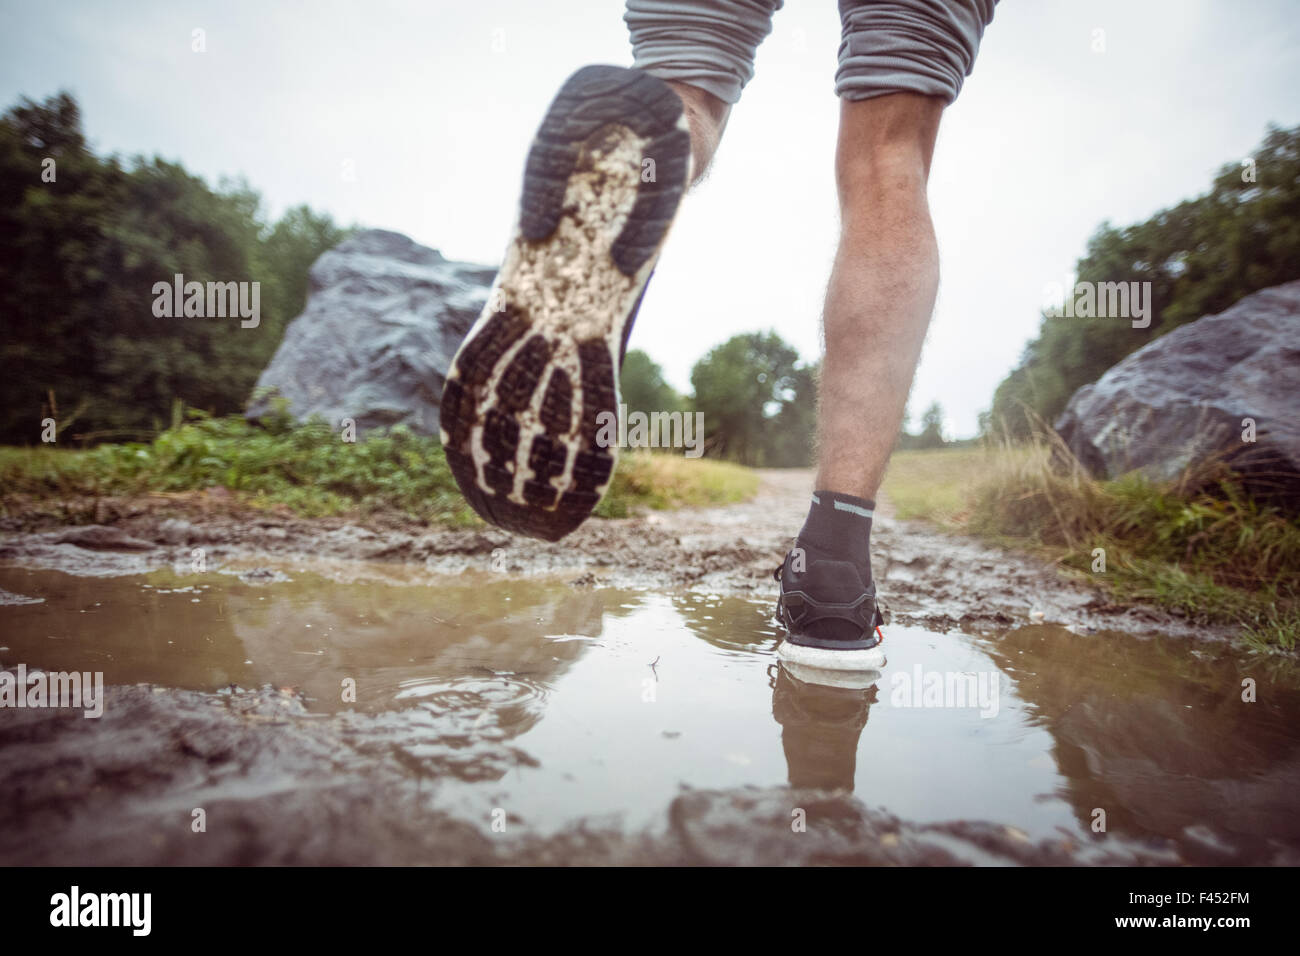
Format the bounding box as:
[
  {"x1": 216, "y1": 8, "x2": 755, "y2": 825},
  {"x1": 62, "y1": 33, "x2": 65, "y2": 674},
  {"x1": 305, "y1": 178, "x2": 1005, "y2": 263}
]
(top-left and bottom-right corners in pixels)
[
  {"x1": 817, "y1": 92, "x2": 943, "y2": 502},
  {"x1": 776, "y1": 0, "x2": 997, "y2": 671}
]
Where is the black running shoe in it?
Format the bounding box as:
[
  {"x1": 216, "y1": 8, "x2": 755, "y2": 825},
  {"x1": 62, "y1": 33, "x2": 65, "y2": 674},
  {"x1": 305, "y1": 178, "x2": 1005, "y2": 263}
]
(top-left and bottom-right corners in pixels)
[
  {"x1": 774, "y1": 549, "x2": 886, "y2": 671},
  {"x1": 439, "y1": 65, "x2": 691, "y2": 542}
]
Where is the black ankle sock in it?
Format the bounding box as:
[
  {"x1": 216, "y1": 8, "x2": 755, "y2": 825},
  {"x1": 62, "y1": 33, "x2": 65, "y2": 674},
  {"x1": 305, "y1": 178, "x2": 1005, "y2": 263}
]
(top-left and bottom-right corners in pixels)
[
  {"x1": 787, "y1": 490, "x2": 877, "y2": 644},
  {"x1": 796, "y1": 490, "x2": 874, "y2": 579}
]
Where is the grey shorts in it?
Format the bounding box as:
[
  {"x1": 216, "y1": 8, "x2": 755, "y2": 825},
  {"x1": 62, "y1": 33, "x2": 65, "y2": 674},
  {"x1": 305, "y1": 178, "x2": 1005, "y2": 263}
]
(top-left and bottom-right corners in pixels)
[{"x1": 625, "y1": 0, "x2": 997, "y2": 105}]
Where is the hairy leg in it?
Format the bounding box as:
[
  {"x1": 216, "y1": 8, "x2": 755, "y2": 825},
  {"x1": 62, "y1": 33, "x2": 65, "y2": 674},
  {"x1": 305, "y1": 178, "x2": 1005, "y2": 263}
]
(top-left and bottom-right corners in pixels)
[
  {"x1": 663, "y1": 80, "x2": 730, "y2": 186},
  {"x1": 816, "y1": 92, "x2": 945, "y2": 499}
]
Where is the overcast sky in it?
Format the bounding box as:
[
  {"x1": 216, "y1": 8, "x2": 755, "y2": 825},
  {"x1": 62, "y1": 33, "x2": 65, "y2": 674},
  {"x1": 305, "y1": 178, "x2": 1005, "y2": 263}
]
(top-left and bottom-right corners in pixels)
[{"x1": 3, "y1": 0, "x2": 1297, "y2": 436}]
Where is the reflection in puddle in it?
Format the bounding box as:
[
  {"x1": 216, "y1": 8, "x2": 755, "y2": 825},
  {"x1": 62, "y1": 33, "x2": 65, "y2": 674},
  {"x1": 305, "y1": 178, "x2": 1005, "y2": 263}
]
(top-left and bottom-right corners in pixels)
[
  {"x1": 1, "y1": 562, "x2": 1296, "y2": 864},
  {"x1": 772, "y1": 668, "x2": 877, "y2": 792}
]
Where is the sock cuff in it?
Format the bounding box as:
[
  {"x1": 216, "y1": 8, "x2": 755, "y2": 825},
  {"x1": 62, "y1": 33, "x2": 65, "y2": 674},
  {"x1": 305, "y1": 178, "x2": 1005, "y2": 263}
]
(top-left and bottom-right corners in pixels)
[{"x1": 811, "y1": 489, "x2": 875, "y2": 519}]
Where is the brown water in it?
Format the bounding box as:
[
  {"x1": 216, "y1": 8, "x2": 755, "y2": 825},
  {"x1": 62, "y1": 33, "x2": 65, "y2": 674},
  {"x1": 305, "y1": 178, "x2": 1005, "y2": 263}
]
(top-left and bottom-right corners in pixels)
[{"x1": 2, "y1": 560, "x2": 1297, "y2": 865}]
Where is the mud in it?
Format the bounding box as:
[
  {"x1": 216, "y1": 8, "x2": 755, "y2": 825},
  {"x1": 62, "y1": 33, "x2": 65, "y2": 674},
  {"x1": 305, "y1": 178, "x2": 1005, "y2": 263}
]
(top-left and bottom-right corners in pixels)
[
  {"x1": 0, "y1": 470, "x2": 1226, "y2": 639},
  {"x1": 0, "y1": 685, "x2": 1193, "y2": 866},
  {"x1": 2, "y1": 469, "x2": 1290, "y2": 866}
]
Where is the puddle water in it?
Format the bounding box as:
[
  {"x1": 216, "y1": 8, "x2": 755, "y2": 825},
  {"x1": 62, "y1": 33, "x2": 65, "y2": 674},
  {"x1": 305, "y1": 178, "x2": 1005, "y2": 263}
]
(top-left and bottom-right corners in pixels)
[{"x1": 2, "y1": 562, "x2": 1297, "y2": 864}]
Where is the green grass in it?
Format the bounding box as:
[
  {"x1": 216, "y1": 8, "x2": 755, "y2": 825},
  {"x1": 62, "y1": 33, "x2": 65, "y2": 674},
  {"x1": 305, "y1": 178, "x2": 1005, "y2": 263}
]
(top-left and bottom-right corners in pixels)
[
  {"x1": 0, "y1": 412, "x2": 758, "y2": 526},
  {"x1": 882, "y1": 443, "x2": 1300, "y2": 652},
  {"x1": 880, "y1": 446, "x2": 1026, "y2": 523},
  {"x1": 596, "y1": 452, "x2": 758, "y2": 516}
]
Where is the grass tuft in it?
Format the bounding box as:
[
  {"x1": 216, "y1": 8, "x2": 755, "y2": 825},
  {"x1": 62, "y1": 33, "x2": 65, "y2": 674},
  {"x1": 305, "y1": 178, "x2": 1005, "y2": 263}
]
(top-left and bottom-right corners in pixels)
[
  {"x1": 882, "y1": 434, "x2": 1300, "y2": 651},
  {"x1": 0, "y1": 413, "x2": 758, "y2": 527},
  {"x1": 595, "y1": 452, "x2": 759, "y2": 517}
]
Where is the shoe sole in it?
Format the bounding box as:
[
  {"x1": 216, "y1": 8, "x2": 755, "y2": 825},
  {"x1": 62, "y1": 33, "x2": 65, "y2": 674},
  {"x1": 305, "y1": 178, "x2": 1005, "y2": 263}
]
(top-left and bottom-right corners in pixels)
[
  {"x1": 777, "y1": 640, "x2": 887, "y2": 672},
  {"x1": 439, "y1": 65, "x2": 691, "y2": 542}
]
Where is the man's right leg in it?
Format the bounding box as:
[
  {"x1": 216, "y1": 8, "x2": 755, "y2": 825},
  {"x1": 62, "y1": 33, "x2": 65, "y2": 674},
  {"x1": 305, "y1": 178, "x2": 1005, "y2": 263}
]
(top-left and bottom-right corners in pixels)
[
  {"x1": 441, "y1": 2, "x2": 779, "y2": 541},
  {"x1": 626, "y1": 0, "x2": 785, "y2": 183},
  {"x1": 663, "y1": 80, "x2": 730, "y2": 185}
]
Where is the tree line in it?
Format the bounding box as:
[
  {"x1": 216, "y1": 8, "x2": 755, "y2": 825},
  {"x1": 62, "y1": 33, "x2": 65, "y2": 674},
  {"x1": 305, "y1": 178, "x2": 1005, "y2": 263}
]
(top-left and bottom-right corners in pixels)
[
  {"x1": 0, "y1": 92, "x2": 351, "y2": 444},
  {"x1": 987, "y1": 124, "x2": 1300, "y2": 438},
  {"x1": 621, "y1": 335, "x2": 954, "y2": 467},
  {"x1": 13, "y1": 95, "x2": 1277, "y2": 463}
]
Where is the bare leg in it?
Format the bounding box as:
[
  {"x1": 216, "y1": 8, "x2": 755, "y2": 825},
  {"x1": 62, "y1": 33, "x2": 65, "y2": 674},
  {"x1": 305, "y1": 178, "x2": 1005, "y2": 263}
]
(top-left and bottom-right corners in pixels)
[
  {"x1": 663, "y1": 80, "x2": 730, "y2": 186},
  {"x1": 816, "y1": 92, "x2": 945, "y2": 499}
]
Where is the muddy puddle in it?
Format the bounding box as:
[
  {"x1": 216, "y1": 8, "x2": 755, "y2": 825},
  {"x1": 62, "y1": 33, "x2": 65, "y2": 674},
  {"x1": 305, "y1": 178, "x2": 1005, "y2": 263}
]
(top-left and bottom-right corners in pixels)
[{"x1": 2, "y1": 558, "x2": 1297, "y2": 865}]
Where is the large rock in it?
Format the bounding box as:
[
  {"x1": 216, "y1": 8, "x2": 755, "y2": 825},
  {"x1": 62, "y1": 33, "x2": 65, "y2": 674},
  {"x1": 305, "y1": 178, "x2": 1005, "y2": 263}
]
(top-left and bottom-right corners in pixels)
[
  {"x1": 247, "y1": 229, "x2": 493, "y2": 435},
  {"x1": 1054, "y1": 281, "x2": 1300, "y2": 503}
]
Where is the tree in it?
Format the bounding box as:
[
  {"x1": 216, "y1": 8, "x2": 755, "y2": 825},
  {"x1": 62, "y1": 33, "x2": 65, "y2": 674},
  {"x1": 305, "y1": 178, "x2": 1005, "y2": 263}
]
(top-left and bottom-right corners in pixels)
[
  {"x1": 0, "y1": 92, "x2": 352, "y2": 444},
  {"x1": 259, "y1": 204, "x2": 352, "y2": 336},
  {"x1": 987, "y1": 124, "x2": 1300, "y2": 438},
  {"x1": 765, "y1": 359, "x2": 819, "y2": 467},
  {"x1": 618, "y1": 349, "x2": 682, "y2": 417},
  {"x1": 689, "y1": 331, "x2": 816, "y2": 466},
  {"x1": 915, "y1": 402, "x2": 946, "y2": 449}
]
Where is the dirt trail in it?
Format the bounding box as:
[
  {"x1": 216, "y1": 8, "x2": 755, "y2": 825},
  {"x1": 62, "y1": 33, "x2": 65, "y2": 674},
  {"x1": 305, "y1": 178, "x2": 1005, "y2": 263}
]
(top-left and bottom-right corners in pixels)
[
  {"x1": 0, "y1": 468, "x2": 1221, "y2": 639},
  {"x1": 0, "y1": 470, "x2": 1267, "y2": 866}
]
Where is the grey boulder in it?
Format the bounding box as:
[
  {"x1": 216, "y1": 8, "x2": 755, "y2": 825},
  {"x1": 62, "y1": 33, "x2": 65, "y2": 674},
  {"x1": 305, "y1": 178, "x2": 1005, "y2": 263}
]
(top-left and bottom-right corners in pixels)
[
  {"x1": 1054, "y1": 280, "x2": 1300, "y2": 503},
  {"x1": 247, "y1": 229, "x2": 493, "y2": 435}
]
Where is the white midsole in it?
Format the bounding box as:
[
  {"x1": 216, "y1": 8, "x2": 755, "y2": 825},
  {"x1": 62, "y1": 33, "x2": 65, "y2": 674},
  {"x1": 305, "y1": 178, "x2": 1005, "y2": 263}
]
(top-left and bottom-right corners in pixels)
[
  {"x1": 779, "y1": 660, "x2": 884, "y2": 690},
  {"x1": 777, "y1": 640, "x2": 887, "y2": 672}
]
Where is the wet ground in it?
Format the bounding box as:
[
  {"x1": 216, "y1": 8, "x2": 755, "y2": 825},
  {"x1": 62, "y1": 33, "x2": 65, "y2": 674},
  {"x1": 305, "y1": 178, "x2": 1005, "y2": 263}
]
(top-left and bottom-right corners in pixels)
[{"x1": 1, "y1": 471, "x2": 1296, "y2": 865}]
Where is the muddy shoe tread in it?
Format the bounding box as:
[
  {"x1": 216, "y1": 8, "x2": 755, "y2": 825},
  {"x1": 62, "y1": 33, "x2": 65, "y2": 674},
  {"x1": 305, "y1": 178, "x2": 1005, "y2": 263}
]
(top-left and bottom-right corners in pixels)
[{"x1": 439, "y1": 64, "x2": 690, "y2": 542}]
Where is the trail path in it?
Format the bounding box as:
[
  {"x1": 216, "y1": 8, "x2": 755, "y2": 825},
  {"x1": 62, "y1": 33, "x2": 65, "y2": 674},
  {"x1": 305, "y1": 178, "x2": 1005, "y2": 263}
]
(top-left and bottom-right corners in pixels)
[{"x1": 1, "y1": 468, "x2": 1217, "y2": 638}]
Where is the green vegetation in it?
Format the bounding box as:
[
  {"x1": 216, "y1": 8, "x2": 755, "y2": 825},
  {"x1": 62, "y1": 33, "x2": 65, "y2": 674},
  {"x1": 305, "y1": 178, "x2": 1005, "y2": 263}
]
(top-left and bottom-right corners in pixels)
[
  {"x1": 0, "y1": 92, "x2": 352, "y2": 444},
  {"x1": 0, "y1": 412, "x2": 757, "y2": 525},
  {"x1": 896, "y1": 400, "x2": 951, "y2": 451},
  {"x1": 882, "y1": 443, "x2": 1300, "y2": 651},
  {"x1": 988, "y1": 124, "x2": 1300, "y2": 437},
  {"x1": 689, "y1": 331, "x2": 817, "y2": 467},
  {"x1": 0, "y1": 411, "x2": 472, "y2": 522},
  {"x1": 880, "y1": 446, "x2": 1020, "y2": 522},
  {"x1": 619, "y1": 350, "x2": 686, "y2": 419},
  {"x1": 595, "y1": 451, "x2": 758, "y2": 517}
]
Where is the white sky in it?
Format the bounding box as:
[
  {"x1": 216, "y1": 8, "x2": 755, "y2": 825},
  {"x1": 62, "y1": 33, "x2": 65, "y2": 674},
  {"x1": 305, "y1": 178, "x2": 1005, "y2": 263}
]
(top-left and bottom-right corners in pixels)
[{"x1": 2, "y1": 0, "x2": 1297, "y2": 437}]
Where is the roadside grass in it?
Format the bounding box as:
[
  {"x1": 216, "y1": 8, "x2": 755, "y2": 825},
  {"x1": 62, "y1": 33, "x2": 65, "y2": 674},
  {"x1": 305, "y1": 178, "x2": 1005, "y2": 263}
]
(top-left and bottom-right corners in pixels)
[
  {"x1": 880, "y1": 445, "x2": 1032, "y2": 524},
  {"x1": 596, "y1": 452, "x2": 758, "y2": 517},
  {"x1": 882, "y1": 442, "x2": 1300, "y2": 651},
  {"x1": 0, "y1": 412, "x2": 758, "y2": 526}
]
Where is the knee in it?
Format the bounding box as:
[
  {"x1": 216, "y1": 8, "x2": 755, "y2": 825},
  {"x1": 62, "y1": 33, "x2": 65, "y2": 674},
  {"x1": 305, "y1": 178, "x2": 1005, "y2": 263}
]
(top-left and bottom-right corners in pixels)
[
  {"x1": 835, "y1": 143, "x2": 940, "y2": 278},
  {"x1": 835, "y1": 93, "x2": 943, "y2": 218},
  {"x1": 836, "y1": 141, "x2": 931, "y2": 222}
]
